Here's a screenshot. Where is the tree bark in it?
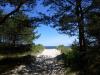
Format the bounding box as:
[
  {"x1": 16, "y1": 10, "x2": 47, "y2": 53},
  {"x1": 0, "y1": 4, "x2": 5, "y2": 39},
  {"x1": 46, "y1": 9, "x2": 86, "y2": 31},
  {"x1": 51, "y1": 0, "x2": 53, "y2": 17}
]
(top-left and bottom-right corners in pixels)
[
  {"x1": 75, "y1": 0, "x2": 86, "y2": 52},
  {"x1": 75, "y1": 1, "x2": 87, "y2": 74}
]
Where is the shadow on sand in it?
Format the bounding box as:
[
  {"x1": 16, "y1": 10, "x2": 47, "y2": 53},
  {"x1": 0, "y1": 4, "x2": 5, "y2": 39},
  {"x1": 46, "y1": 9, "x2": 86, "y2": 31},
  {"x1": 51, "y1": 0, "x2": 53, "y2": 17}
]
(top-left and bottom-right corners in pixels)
[{"x1": 0, "y1": 54, "x2": 66, "y2": 75}]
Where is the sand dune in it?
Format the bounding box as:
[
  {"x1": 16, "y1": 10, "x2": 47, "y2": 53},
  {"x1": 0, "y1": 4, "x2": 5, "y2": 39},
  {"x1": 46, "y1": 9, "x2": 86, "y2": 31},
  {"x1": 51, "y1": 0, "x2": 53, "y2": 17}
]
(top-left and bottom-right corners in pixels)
[{"x1": 37, "y1": 49, "x2": 61, "y2": 58}]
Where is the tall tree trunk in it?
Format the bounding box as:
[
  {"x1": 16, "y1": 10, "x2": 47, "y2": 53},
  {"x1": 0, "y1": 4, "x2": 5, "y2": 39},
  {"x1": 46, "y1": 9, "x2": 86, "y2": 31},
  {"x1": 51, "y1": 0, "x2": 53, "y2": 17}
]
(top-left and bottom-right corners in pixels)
[
  {"x1": 12, "y1": 33, "x2": 17, "y2": 46},
  {"x1": 75, "y1": 0, "x2": 86, "y2": 74},
  {"x1": 75, "y1": 0, "x2": 86, "y2": 52}
]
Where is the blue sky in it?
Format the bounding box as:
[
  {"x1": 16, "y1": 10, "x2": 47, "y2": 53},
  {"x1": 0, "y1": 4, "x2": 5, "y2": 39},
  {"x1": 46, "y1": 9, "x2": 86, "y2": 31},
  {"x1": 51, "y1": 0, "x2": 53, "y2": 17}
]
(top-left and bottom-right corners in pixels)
[
  {"x1": 29, "y1": 1, "x2": 77, "y2": 46},
  {"x1": 3, "y1": 1, "x2": 77, "y2": 46},
  {"x1": 34, "y1": 25, "x2": 76, "y2": 46}
]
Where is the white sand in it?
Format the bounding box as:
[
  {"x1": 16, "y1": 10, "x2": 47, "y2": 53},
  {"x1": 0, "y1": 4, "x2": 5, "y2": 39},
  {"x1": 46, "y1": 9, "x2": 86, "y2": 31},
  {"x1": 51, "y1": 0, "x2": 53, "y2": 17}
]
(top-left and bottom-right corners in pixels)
[{"x1": 37, "y1": 49, "x2": 61, "y2": 58}]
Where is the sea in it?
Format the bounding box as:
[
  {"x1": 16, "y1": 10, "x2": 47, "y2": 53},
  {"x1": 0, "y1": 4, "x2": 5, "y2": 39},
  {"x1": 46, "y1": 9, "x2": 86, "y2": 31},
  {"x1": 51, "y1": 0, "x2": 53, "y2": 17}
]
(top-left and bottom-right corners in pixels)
[
  {"x1": 45, "y1": 46, "x2": 57, "y2": 49},
  {"x1": 44, "y1": 46, "x2": 70, "y2": 49}
]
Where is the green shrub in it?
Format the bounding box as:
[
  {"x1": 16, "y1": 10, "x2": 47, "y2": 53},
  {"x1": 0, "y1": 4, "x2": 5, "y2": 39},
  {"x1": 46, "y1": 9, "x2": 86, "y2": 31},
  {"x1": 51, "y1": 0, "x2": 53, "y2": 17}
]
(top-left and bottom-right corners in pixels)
[
  {"x1": 56, "y1": 45, "x2": 71, "y2": 54},
  {"x1": 65, "y1": 43, "x2": 80, "y2": 71},
  {"x1": 0, "y1": 44, "x2": 32, "y2": 57},
  {"x1": 32, "y1": 44, "x2": 44, "y2": 55},
  {"x1": 57, "y1": 44, "x2": 80, "y2": 71}
]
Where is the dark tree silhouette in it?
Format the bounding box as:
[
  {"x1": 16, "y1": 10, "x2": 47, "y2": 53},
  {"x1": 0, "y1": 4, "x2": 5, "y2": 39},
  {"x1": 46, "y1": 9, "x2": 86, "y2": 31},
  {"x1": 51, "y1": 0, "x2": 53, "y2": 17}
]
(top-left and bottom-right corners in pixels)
[
  {"x1": 0, "y1": 0, "x2": 36, "y2": 25},
  {"x1": 39, "y1": 0, "x2": 100, "y2": 75}
]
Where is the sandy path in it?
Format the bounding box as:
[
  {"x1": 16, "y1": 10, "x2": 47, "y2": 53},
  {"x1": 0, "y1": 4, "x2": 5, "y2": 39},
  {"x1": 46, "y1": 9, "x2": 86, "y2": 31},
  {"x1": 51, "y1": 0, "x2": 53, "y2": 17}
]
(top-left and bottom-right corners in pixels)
[{"x1": 37, "y1": 49, "x2": 61, "y2": 58}]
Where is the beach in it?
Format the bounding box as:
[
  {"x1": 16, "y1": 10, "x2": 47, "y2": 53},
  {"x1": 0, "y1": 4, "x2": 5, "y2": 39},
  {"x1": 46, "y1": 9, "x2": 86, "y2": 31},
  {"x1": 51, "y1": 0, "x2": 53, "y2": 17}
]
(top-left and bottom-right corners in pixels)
[{"x1": 37, "y1": 49, "x2": 61, "y2": 58}]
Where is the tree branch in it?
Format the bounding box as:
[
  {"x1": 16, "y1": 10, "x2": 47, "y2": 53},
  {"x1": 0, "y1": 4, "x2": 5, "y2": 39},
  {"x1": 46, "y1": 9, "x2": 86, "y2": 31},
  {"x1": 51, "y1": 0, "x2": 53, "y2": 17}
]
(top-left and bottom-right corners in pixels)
[
  {"x1": 0, "y1": 3, "x2": 23, "y2": 25},
  {"x1": 66, "y1": 0, "x2": 75, "y2": 6},
  {"x1": 83, "y1": 0, "x2": 94, "y2": 14}
]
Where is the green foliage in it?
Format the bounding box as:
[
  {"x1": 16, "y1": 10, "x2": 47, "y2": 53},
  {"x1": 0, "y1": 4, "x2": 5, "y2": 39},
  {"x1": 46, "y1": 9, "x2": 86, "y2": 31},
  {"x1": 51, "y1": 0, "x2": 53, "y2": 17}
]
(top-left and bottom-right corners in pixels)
[
  {"x1": 56, "y1": 45, "x2": 71, "y2": 54},
  {"x1": 56, "y1": 43, "x2": 80, "y2": 71},
  {"x1": 42, "y1": 1, "x2": 99, "y2": 73},
  {"x1": 83, "y1": 12, "x2": 100, "y2": 75},
  {"x1": 0, "y1": 0, "x2": 42, "y2": 58},
  {"x1": 32, "y1": 44, "x2": 44, "y2": 55},
  {"x1": 0, "y1": 44, "x2": 32, "y2": 57},
  {"x1": 86, "y1": 12, "x2": 100, "y2": 47},
  {"x1": 56, "y1": 45, "x2": 79, "y2": 69},
  {"x1": 0, "y1": 12, "x2": 38, "y2": 45},
  {"x1": 0, "y1": 11, "x2": 39, "y2": 56},
  {"x1": 0, "y1": 0, "x2": 37, "y2": 26}
]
